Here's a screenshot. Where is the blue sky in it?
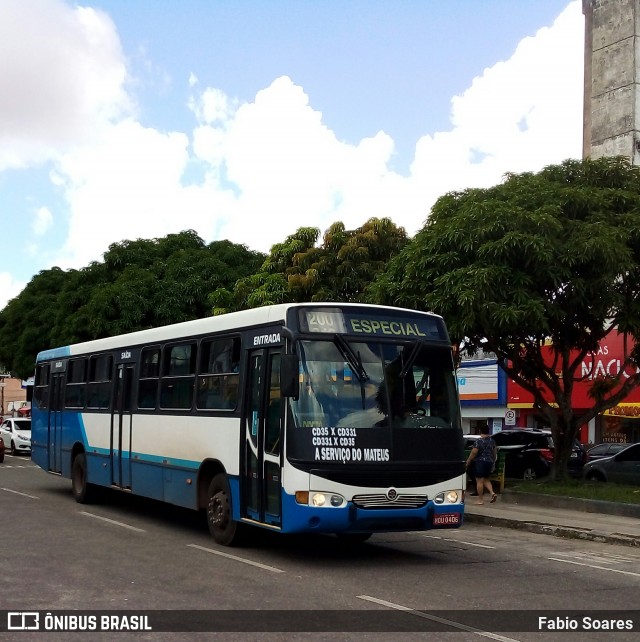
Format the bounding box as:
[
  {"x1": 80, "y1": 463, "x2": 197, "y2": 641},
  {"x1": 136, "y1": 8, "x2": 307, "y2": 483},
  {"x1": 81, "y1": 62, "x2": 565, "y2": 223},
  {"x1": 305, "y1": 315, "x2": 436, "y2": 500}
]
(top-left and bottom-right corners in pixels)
[{"x1": 0, "y1": 0, "x2": 583, "y2": 310}]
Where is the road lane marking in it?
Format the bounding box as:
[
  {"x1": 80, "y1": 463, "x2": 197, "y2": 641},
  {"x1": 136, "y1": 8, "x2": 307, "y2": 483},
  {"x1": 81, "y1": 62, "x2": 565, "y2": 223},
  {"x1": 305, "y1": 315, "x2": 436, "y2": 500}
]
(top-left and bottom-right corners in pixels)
[
  {"x1": 548, "y1": 557, "x2": 640, "y2": 577},
  {"x1": 0, "y1": 464, "x2": 38, "y2": 468},
  {"x1": 550, "y1": 551, "x2": 639, "y2": 565},
  {"x1": 421, "y1": 534, "x2": 495, "y2": 548},
  {"x1": 357, "y1": 595, "x2": 521, "y2": 641},
  {"x1": 80, "y1": 511, "x2": 146, "y2": 532},
  {"x1": 188, "y1": 543, "x2": 285, "y2": 573},
  {"x1": 1, "y1": 487, "x2": 39, "y2": 499}
]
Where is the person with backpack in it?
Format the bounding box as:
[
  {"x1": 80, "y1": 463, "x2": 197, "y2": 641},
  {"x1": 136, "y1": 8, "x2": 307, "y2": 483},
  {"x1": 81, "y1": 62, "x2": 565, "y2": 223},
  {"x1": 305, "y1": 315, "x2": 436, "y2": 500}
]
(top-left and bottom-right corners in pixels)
[{"x1": 465, "y1": 426, "x2": 498, "y2": 504}]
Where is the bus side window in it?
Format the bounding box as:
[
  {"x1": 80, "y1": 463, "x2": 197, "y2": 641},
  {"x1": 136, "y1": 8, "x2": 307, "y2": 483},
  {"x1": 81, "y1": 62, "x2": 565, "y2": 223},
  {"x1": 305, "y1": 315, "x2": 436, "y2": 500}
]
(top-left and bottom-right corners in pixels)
[
  {"x1": 265, "y1": 355, "x2": 282, "y2": 455},
  {"x1": 87, "y1": 354, "x2": 113, "y2": 410},
  {"x1": 196, "y1": 337, "x2": 241, "y2": 411},
  {"x1": 158, "y1": 342, "x2": 197, "y2": 410},
  {"x1": 160, "y1": 379, "x2": 193, "y2": 409},
  {"x1": 266, "y1": 398, "x2": 281, "y2": 455},
  {"x1": 34, "y1": 363, "x2": 50, "y2": 410},
  {"x1": 138, "y1": 347, "x2": 160, "y2": 409},
  {"x1": 65, "y1": 358, "x2": 87, "y2": 408}
]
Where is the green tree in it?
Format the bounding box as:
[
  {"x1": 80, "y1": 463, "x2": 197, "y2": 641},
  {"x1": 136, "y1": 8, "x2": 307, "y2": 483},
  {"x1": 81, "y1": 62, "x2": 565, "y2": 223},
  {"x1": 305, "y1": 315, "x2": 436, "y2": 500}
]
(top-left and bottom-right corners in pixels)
[
  {"x1": 290, "y1": 218, "x2": 409, "y2": 302},
  {"x1": 210, "y1": 227, "x2": 319, "y2": 313},
  {"x1": 74, "y1": 232, "x2": 264, "y2": 335},
  {"x1": 0, "y1": 231, "x2": 265, "y2": 378},
  {"x1": 213, "y1": 217, "x2": 408, "y2": 312},
  {"x1": 0, "y1": 267, "x2": 73, "y2": 378},
  {"x1": 369, "y1": 157, "x2": 640, "y2": 480}
]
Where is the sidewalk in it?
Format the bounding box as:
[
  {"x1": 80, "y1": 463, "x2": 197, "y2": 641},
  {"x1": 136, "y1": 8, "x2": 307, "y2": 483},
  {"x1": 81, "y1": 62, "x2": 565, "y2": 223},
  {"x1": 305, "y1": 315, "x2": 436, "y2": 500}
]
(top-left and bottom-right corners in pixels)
[{"x1": 463, "y1": 490, "x2": 640, "y2": 548}]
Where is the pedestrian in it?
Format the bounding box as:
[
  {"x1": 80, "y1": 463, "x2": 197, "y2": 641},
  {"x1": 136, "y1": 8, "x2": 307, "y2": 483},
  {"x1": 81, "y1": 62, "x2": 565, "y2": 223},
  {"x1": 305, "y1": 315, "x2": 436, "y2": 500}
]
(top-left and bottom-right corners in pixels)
[{"x1": 465, "y1": 426, "x2": 498, "y2": 504}]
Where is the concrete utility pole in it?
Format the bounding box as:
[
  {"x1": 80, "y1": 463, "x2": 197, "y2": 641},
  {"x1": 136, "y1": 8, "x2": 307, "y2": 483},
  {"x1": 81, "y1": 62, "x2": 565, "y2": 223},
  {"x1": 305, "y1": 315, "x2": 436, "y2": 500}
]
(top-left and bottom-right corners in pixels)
[{"x1": 583, "y1": 0, "x2": 640, "y2": 163}]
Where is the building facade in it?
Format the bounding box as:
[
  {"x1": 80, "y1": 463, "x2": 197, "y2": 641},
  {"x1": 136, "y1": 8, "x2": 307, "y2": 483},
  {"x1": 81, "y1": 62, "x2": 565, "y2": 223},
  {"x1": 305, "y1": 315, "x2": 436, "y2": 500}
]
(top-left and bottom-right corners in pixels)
[
  {"x1": 583, "y1": 0, "x2": 640, "y2": 163},
  {"x1": 457, "y1": 355, "x2": 508, "y2": 435},
  {"x1": 507, "y1": 330, "x2": 640, "y2": 446},
  {"x1": 0, "y1": 376, "x2": 28, "y2": 417}
]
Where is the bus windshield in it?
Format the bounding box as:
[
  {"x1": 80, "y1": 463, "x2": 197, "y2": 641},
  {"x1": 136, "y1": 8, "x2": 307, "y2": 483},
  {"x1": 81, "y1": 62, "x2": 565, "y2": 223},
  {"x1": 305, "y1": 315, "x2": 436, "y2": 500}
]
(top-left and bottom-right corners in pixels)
[{"x1": 290, "y1": 338, "x2": 459, "y2": 431}]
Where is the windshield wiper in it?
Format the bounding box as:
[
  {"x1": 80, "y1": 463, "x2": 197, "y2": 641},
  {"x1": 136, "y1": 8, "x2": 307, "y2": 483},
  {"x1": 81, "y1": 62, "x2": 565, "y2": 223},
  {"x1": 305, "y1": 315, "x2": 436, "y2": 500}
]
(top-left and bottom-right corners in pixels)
[
  {"x1": 399, "y1": 340, "x2": 425, "y2": 378},
  {"x1": 333, "y1": 334, "x2": 369, "y2": 383},
  {"x1": 333, "y1": 334, "x2": 369, "y2": 410}
]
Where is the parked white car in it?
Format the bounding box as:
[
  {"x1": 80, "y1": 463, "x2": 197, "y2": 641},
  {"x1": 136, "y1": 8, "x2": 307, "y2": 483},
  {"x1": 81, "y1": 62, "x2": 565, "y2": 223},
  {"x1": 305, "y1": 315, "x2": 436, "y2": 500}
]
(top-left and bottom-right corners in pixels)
[{"x1": 0, "y1": 418, "x2": 31, "y2": 455}]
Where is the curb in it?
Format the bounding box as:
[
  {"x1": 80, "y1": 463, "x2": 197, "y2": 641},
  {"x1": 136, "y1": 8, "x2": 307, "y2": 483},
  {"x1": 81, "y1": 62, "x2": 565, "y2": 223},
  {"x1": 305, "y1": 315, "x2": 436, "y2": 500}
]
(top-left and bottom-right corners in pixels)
[
  {"x1": 463, "y1": 512, "x2": 640, "y2": 548},
  {"x1": 500, "y1": 489, "x2": 640, "y2": 519},
  {"x1": 464, "y1": 513, "x2": 640, "y2": 548}
]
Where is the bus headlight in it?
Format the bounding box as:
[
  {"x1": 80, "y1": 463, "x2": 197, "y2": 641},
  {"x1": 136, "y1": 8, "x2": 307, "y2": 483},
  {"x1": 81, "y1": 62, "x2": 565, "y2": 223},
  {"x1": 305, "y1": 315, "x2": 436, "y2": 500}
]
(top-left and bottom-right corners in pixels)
[
  {"x1": 311, "y1": 493, "x2": 326, "y2": 507},
  {"x1": 433, "y1": 490, "x2": 460, "y2": 504},
  {"x1": 306, "y1": 492, "x2": 345, "y2": 508}
]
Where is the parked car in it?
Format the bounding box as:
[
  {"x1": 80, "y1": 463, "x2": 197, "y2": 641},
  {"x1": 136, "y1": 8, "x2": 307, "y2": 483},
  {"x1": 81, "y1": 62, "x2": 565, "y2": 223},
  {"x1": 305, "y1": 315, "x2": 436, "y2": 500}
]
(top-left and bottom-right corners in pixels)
[
  {"x1": 583, "y1": 442, "x2": 640, "y2": 484},
  {"x1": 0, "y1": 418, "x2": 31, "y2": 455},
  {"x1": 7, "y1": 401, "x2": 30, "y2": 417},
  {"x1": 0, "y1": 436, "x2": 4, "y2": 463},
  {"x1": 17, "y1": 403, "x2": 31, "y2": 418},
  {"x1": 465, "y1": 429, "x2": 586, "y2": 480},
  {"x1": 586, "y1": 442, "x2": 628, "y2": 462}
]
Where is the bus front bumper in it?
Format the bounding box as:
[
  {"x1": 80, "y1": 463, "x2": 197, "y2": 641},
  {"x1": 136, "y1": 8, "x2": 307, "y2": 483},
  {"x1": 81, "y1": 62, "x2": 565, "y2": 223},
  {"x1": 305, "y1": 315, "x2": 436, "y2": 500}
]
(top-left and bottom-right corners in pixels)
[{"x1": 281, "y1": 492, "x2": 464, "y2": 534}]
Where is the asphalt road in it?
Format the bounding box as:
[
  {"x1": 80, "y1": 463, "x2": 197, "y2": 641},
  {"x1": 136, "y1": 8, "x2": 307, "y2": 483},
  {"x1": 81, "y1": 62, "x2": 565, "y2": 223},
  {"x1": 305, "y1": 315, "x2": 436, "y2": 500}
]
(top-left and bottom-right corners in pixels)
[{"x1": 1, "y1": 454, "x2": 639, "y2": 641}]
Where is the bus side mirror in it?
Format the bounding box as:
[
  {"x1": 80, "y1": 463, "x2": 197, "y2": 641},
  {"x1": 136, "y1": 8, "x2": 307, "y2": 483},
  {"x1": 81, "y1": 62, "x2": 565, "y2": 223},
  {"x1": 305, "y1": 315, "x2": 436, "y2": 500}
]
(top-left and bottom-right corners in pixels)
[{"x1": 280, "y1": 354, "x2": 300, "y2": 399}]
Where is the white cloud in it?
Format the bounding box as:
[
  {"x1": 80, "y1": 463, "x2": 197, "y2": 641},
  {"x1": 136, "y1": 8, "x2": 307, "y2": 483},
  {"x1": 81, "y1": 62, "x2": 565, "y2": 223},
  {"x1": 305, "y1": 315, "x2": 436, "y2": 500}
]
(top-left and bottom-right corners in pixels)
[
  {"x1": 0, "y1": 0, "x2": 585, "y2": 310},
  {"x1": 190, "y1": 87, "x2": 235, "y2": 125},
  {"x1": 186, "y1": 0, "x2": 583, "y2": 249},
  {"x1": 0, "y1": 0, "x2": 131, "y2": 171},
  {"x1": 0, "y1": 273, "x2": 26, "y2": 309},
  {"x1": 32, "y1": 206, "x2": 53, "y2": 235},
  {"x1": 51, "y1": 119, "x2": 208, "y2": 268},
  {"x1": 411, "y1": 2, "x2": 583, "y2": 199},
  {"x1": 196, "y1": 76, "x2": 406, "y2": 246}
]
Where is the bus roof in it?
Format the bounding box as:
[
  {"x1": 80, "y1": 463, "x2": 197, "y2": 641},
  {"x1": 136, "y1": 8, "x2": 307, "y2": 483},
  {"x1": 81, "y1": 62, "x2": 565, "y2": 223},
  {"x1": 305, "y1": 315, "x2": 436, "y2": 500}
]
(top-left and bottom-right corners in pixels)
[{"x1": 35, "y1": 302, "x2": 444, "y2": 362}]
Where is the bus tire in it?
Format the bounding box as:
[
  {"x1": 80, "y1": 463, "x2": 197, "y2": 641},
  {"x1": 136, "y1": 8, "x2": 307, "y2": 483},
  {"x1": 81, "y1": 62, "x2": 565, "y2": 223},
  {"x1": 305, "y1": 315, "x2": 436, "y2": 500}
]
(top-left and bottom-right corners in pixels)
[
  {"x1": 207, "y1": 474, "x2": 243, "y2": 546},
  {"x1": 71, "y1": 452, "x2": 97, "y2": 504}
]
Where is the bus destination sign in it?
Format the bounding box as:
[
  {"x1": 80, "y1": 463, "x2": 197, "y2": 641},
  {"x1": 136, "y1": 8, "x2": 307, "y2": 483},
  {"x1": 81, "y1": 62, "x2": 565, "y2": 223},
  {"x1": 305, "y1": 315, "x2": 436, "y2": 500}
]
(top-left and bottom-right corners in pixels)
[{"x1": 301, "y1": 309, "x2": 443, "y2": 340}]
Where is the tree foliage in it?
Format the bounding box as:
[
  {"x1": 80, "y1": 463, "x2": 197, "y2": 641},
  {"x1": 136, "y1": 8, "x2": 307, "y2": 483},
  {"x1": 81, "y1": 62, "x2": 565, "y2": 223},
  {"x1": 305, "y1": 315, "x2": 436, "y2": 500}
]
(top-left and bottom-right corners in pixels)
[
  {"x1": 0, "y1": 230, "x2": 265, "y2": 378},
  {"x1": 211, "y1": 217, "x2": 408, "y2": 313},
  {"x1": 0, "y1": 267, "x2": 70, "y2": 377},
  {"x1": 369, "y1": 157, "x2": 640, "y2": 479}
]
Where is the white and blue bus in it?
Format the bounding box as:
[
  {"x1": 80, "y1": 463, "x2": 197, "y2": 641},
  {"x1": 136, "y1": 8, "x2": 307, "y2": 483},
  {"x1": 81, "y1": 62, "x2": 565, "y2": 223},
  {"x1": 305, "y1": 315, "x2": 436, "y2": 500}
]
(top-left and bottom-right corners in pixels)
[{"x1": 31, "y1": 303, "x2": 465, "y2": 545}]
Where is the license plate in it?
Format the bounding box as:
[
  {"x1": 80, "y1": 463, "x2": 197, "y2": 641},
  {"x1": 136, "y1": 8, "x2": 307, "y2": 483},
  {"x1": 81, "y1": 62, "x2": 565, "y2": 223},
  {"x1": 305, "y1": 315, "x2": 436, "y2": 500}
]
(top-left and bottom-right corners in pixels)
[{"x1": 433, "y1": 513, "x2": 461, "y2": 526}]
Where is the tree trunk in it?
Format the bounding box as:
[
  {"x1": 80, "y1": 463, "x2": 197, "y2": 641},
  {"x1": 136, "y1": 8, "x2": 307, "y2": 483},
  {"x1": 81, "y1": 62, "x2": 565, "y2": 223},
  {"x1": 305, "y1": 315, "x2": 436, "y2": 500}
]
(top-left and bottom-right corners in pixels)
[{"x1": 548, "y1": 415, "x2": 577, "y2": 482}]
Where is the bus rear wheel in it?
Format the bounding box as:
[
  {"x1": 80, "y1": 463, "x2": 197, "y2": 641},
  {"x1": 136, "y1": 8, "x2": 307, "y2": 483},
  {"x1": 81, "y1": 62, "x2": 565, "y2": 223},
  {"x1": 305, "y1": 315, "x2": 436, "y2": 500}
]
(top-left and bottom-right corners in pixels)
[
  {"x1": 71, "y1": 452, "x2": 97, "y2": 504},
  {"x1": 206, "y1": 474, "x2": 244, "y2": 546}
]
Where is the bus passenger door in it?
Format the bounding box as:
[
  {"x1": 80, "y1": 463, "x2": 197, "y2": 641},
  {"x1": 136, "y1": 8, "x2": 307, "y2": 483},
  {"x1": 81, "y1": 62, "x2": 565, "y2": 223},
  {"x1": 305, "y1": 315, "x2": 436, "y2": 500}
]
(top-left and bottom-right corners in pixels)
[
  {"x1": 111, "y1": 364, "x2": 134, "y2": 489},
  {"x1": 48, "y1": 373, "x2": 65, "y2": 473},
  {"x1": 241, "y1": 349, "x2": 283, "y2": 528}
]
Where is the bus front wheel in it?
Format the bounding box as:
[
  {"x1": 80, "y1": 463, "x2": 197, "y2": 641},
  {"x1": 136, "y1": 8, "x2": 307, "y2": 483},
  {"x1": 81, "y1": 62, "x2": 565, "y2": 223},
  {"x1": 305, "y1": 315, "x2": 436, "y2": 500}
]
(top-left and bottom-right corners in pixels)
[
  {"x1": 206, "y1": 474, "x2": 243, "y2": 546},
  {"x1": 71, "y1": 453, "x2": 97, "y2": 504}
]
